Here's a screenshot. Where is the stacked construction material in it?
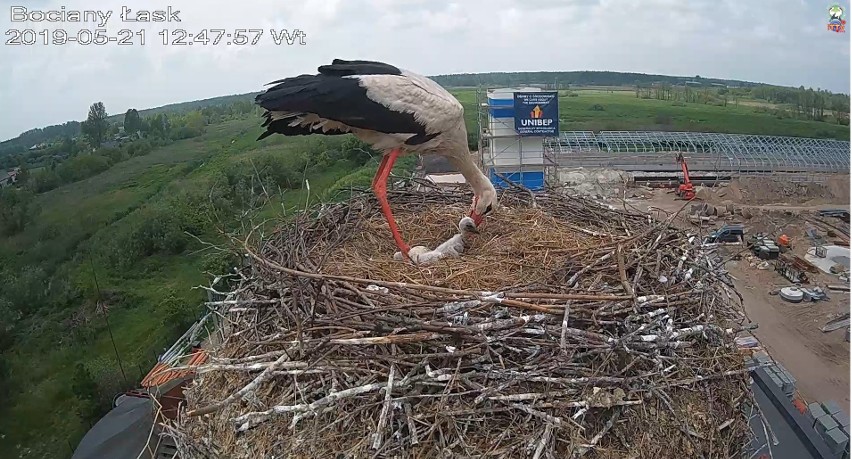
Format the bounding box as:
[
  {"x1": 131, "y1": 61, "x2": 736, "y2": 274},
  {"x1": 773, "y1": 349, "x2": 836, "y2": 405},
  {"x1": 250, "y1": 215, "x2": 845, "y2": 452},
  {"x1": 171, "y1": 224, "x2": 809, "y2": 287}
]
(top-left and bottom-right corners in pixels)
[
  {"x1": 167, "y1": 186, "x2": 760, "y2": 458},
  {"x1": 808, "y1": 401, "x2": 851, "y2": 457},
  {"x1": 764, "y1": 358, "x2": 797, "y2": 399}
]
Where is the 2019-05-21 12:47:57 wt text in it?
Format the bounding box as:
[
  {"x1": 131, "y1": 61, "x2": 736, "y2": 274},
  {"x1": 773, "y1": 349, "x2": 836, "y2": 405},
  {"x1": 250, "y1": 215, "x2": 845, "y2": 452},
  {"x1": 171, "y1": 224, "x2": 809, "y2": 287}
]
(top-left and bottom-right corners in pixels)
[{"x1": 4, "y1": 28, "x2": 307, "y2": 46}]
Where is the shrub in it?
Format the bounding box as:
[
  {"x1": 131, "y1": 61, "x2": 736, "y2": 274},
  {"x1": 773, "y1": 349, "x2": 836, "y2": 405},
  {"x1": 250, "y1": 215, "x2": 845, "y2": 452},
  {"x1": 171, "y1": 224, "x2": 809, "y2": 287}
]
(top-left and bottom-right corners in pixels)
[
  {"x1": 126, "y1": 140, "x2": 153, "y2": 157},
  {"x1": 157, "y1": 290, "x2": 200, "y2": 335},
  {"x1": 97, "y1": 147, "x2": 124, "y2": 163},
  {"x1": 169, "y1": 127, "x2": 193, "y2": 140},
  {"x1": 55, "y1": 154, "x2": 111, "y2": 184},
  {"x1": 201, "y1": 251, "x2": 239, "y2": 275},
  {"x1": 0, "y1": 188, "x2": 37, "y2": 236},
  {"x1": 655, "y1": 114, "x2": 673, "y2": 125}
]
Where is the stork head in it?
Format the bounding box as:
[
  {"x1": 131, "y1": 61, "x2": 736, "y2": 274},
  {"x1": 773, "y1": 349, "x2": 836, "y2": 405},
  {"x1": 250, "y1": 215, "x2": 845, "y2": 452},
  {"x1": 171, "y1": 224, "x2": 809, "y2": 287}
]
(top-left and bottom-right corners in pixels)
[
  {"x1": 458, "y1": 216, "x2": 478, "y2": 234},
  {"x1": 468, "y1": 187, "x2": 497, "y2": 228}
]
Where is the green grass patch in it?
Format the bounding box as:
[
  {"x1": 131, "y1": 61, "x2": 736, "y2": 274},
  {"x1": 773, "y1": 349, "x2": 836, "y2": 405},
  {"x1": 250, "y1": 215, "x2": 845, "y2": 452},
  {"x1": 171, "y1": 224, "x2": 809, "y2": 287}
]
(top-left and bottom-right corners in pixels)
[{"x1": 449, "y1": 89, "x2": 849, "y2": 140}]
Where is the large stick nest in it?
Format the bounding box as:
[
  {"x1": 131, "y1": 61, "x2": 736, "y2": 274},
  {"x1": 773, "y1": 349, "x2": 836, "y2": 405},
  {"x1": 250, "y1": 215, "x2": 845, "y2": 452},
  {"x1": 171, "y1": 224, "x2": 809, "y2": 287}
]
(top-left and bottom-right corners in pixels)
[{"x1": 167, "y1": 184, "x2": 759, "y2": 458}]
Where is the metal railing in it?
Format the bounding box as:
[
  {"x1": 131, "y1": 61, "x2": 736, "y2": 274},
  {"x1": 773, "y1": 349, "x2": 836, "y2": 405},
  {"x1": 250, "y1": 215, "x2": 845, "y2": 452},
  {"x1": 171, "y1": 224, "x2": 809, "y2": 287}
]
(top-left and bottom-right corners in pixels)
[{"x1": 544, "y1": 131, "x2": 850, "y2": 174}]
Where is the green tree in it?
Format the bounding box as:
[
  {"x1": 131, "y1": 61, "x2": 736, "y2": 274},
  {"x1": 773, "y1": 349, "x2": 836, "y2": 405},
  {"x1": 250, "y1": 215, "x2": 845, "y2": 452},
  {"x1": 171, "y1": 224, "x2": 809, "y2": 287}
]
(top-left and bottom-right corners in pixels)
[
  {"x1": 123, "y1": 108, "x2": 142, "y2": 135},
  {"x1": 71, "y1": 363, "x2": 102, "y2": 423},
  {"x1": 13, "y1": 166, "x2": 29, "y2": 185},
  {"x1": 0, "y1": 188, "x2": 36, "y2": 236},
  {"x1": 184, "y1": 111, "x2": 205, "y2": 131},
  {"x1": 145, "y1": 114, "x2": 170, "y2": 137},
  {"x1": 81, "y1": 102, "x2": 108, "y2": 148}
]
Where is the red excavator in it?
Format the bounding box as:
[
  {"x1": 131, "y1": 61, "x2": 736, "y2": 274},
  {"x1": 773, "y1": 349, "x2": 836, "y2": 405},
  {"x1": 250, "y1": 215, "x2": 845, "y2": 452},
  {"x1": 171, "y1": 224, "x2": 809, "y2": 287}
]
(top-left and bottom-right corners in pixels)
[{"x1": 675, "y1": 153, "x2": 696, "y2": 200}]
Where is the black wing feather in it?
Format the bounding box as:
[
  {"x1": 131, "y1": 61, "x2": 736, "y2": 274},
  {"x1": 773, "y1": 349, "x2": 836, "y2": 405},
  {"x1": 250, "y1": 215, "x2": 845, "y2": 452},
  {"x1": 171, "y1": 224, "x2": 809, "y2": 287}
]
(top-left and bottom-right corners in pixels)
[
  {"x1": 317, "y1": 59, "x2": 403, "y2": 77},
  {"x1": 255, "y1": 59, "x2": 429, "y2": 142},
  {"x1": 256, "y1": 112, "x2": 350, "y2": 141}
]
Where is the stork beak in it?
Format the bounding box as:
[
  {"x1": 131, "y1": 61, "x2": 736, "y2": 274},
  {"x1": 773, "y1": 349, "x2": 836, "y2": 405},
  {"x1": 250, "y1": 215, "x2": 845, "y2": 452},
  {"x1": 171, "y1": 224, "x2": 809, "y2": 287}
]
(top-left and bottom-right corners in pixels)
[{"x1": 469, "y1": 196, "x2": 486, "y2": 228}]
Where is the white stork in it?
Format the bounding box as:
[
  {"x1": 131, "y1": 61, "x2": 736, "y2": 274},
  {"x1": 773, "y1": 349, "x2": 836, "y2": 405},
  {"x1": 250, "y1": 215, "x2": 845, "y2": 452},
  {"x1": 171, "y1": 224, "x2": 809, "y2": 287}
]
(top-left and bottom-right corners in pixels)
[{"x1": 254, "y1": 59, "x2": 498, "y2": 261}]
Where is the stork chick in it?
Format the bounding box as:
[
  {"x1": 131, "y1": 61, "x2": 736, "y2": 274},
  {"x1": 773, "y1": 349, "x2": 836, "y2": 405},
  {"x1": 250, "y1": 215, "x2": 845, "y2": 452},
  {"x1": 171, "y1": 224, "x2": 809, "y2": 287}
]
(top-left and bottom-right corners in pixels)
[{"x1": 393, "y1": 216, "x2": 480, "y2": 264}]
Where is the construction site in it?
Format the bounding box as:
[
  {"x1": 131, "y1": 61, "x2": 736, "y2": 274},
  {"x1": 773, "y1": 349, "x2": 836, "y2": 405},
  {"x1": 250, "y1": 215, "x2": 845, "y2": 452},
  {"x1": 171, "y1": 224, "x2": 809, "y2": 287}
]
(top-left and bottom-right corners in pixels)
[{"x1": 71, "y1": 87, "x2": 850, "y2": 459}]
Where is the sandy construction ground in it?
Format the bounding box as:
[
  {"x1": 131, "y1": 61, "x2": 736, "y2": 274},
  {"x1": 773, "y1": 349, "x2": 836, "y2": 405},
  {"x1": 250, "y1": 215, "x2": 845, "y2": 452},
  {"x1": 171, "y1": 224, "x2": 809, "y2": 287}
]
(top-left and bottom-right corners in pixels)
[
  {"x1": 728, "y1": 261, "x2": 849, "y2": 406},
  {"x1": 621, "y1": 175, "x2": 850, "y2": 412}
]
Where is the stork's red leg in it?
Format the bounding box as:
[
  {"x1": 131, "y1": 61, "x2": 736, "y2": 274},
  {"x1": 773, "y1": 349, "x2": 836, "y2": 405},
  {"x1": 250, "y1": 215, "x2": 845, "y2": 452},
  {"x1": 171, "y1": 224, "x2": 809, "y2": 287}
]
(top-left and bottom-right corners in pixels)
[
  {"x1": 372, "y1": 148, "x2": 410, "y2": 256},
  {"x1": 372, "y1": 154, "x2": 390, "y2": 189}
]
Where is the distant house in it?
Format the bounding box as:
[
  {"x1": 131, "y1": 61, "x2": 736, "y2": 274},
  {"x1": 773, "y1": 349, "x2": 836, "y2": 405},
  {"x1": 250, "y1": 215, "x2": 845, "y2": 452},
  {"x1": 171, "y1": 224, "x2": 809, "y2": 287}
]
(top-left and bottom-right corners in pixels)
[{"x1": 0, "y1": 167, "x2": 21, "y2": 188}]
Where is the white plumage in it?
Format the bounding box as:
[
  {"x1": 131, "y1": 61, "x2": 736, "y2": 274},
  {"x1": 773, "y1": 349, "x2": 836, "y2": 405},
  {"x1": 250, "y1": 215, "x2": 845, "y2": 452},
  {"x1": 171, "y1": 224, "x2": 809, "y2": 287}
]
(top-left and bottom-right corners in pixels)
[
  {"x1": 393, "y1": 217, "x2": 477, "y2": 264},
  {"x1": 255, "y1": 59, "x2": 497, "y2": 262}
]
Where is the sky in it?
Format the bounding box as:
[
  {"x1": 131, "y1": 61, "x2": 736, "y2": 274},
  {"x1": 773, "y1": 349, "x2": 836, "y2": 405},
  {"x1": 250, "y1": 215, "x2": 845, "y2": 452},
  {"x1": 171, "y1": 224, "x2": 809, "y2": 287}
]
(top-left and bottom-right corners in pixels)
[{"x1": 0, "y1": 0, "x2": 850, "y2": 141}]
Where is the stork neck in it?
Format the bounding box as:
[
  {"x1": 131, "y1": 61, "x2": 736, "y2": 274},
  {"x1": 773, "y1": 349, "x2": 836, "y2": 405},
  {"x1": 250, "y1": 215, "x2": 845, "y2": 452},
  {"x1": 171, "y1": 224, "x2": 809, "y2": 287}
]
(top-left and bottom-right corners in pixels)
[{"x1": 448, "y1": 153, "x2": 492, "y2": 197}]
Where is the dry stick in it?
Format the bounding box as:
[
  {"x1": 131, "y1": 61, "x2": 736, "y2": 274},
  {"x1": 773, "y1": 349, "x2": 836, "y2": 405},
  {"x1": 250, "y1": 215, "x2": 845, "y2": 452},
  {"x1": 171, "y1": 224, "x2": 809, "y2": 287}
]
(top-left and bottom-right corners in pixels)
[
  {"x1": 403, "y1": 402, "x2": 419, "y2": 446},
  {"x1": 243, "y1": 242, "x2": 629, "y2": 305},
  {"x1": 532, "y1": 422, "x2": 554, "y2": 459},
  {"x1": 236, "y1": 369, "x2": 452, "y2": 432},
  {"x1": 371, "y1": 364, "x2": 396, "y2": 450},
  {"x1": 559, "y1": 300, "x2": 573, "y2": 354},
  {"x1": 616, "y1": 244, "x2": 635, "y2": 299},
  {"x1": 329, "y1": 332, "x2": 443, "y2": 345},
  {"x1": 573, "y1": 408, "x2": 621, "y2": 457},
  {"x1": 233, "y1": 381, "x2": 390, "y2": 431},
  {"x1": 561, "y1": 274, "x2": 604, "y2": 354},
  {"x1": 501, "y1": 292, "x2": 629, "y2": 301},
  {"x1": 186, "y1": 350, "x2": 294, "y2": 417}
]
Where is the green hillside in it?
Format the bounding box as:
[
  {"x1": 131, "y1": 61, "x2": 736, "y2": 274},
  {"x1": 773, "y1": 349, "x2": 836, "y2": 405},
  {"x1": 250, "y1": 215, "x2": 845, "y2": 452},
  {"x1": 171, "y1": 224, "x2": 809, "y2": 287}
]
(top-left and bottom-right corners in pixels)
[{"x1": 0, "y1": 113, "x2": 414, "y2": 458}]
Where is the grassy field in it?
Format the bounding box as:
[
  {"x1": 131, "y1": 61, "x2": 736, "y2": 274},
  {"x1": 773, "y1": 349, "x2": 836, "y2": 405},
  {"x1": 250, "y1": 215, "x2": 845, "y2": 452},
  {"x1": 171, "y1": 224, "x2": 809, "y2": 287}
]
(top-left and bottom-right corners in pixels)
[
  {"x1": 452, "y1": 88, "x2": 850, "y2": 140},
  {"x1": 0, "y1": 86, "x2": 848, "y2": 459}
]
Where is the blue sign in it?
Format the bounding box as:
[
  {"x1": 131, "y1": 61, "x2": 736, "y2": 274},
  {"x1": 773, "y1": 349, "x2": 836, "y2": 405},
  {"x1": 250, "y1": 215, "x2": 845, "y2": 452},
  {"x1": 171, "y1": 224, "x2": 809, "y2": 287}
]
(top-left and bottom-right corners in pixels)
[{"x1": 513, "y1": 92, "x2": 559, "y2": 136}]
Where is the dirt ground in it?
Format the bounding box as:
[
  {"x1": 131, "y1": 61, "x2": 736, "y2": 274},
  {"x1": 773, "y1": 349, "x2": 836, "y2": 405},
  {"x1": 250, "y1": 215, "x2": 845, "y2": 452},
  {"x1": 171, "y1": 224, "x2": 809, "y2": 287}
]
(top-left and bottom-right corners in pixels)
[
  {"x1": 727, "y1": 261, "x2": 850, "y2": 406},
  {"x1": 618, "y1": 176, "x2": 851, "y2": 411},
  {"x1": 696, "y1": 175, "x2": 851, "y2": 206}
]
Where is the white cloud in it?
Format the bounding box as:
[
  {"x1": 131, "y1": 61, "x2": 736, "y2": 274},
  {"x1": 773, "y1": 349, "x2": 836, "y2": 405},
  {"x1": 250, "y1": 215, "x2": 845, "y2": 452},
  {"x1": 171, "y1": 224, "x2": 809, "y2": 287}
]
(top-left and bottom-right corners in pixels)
[{"x1": 0, "y1": 0, "x2": 848, "y2": 140}]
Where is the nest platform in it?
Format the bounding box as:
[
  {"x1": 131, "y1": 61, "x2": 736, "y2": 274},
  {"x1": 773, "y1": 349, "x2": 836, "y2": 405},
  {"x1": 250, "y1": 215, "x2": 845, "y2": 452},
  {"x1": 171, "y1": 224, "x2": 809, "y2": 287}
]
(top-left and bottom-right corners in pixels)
[{"x1": 168, "y1": 186, "x2": 758, "y2": 458}]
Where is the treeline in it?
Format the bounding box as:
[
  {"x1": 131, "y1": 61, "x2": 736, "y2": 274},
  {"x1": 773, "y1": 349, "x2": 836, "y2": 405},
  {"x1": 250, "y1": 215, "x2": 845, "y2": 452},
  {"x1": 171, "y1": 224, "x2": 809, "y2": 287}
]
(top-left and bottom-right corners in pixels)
[
  {"x1": 0, "y1": 93, "x2": 258, "y2": 162},
  {"x1": 430, "y1": 71, "x2": 761, "y2": 89},
  {"x1": 2, "y1": 98, "x2": 259, "y2": 181},
  {"x1": 0, "y1": 121, "x2": 81, "y2": 157},
  {"x1": 635, "y1": 83, "x2": 749, "y2": 107},
  {"x1": 95, "y1": 136, "x2": 377, "y2": 272},
  {"x1": 105, "y1": 93, "x2": 258, "y2": 123},
  {"x1": 633, "y1": 83, "x2": 850, "y2": 125},
  {"x1": 751, "y1": 86, "x2": 850, "y2": 123}
]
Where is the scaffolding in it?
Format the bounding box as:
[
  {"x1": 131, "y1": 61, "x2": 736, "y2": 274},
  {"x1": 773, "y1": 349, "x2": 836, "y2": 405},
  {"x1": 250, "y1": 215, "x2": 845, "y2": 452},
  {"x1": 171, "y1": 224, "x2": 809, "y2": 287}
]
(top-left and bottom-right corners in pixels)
[
  {"x1": 543, "y1": 131, "x2": 850, "y2": 180},
  {"x1": 476, "y1": 85, "x2": 557, "y2": 190}
]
